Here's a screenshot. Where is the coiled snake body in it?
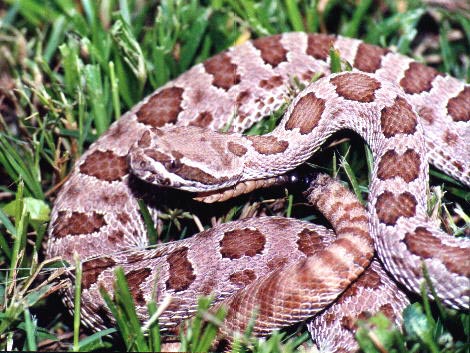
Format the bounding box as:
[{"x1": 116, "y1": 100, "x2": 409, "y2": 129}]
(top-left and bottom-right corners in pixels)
[{"x1": 47, "y1": 33, "x2": 470, "y2": 351}]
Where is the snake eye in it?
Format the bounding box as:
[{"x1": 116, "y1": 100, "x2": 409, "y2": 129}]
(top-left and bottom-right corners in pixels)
[{"x1": 165, "y1": 159, "x2": 181, "y2": 172}]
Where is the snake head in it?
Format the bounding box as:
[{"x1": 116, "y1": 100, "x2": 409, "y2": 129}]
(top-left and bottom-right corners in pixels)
[{"x1": 128, "y1": 126, "x2": 248, "y2": 192}]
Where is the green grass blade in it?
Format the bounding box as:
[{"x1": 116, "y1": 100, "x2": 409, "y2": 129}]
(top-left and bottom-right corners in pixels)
[
  {"x1": 111, "y1": 16, "x2": 147, "y2": 101},
  {"x1": 340, "y1": 152, "x2": 365, "y2": 204},
  {"x1": 23, "y1": 307, "x2": 37, "y2": 351},
  {"x1": 439, "y1": 20, "x2": 453, "y2": 74},
  {"x1": 9, "y1": 181, "x2": 28, "y2": 283},
  {"x1": 329, "y1": 47, "x2": 342, "y2": 73},
  {"x1": 84, "y1": 65, "x2": 109, "y2": 136},
  {"x1": 146, "y1": 302, "x2": 161, "y2": 352},
  {"x1": 109, "y1": 61, "x2": 121, "y2": 121},
  {"x1": 73, "y1": 254, "x2": 82, "y2": 352},
  {"x1": 77, "y1": 328, "x2": 115, "y2": 351},
  {"x1": 99, "y1": 286, "x2": 130, "y2": 346},
  {"x1": 0, "y1": 136, "x2": 44, "y2": 199},
  {"x1": 305, "y1": 0, "x2": 320, "y2": 33},
  {"x1": 342, "y1": 0, "x2": 372, "y2": 38},
  {"x1": 44, "y1": 15, "x2": 67, "y2": 63},
  {"x1": 59, "y1": 41, "x2": 81, "y2": 96},
  {"x1": 138, "y1": 200, "x2": 158, "y2": 246},
  {"x1": 284, "y1": 0, "x2": 304, "y2": 31},
  {"x1": 114, "y1": 267, "x2": 149, "y2": 351}
]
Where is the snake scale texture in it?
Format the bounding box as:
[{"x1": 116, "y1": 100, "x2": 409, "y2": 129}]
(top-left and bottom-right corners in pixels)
[{"x1": 46, "y1": 32, "x2": 470, "y2": 352}]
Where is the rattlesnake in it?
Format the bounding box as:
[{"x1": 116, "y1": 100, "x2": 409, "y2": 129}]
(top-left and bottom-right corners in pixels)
[{"x1": 46, "y1": 33, "x2": 470, "y2": 351}]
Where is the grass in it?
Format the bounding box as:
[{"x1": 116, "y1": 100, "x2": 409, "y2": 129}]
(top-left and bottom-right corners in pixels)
[{"x1": 0, "y1": 0, "x2": 469, "y2": 352}]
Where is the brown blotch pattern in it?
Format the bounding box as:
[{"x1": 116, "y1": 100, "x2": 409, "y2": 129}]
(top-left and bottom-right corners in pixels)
[
  {"x1": 246, "y1": 135, "x2": 289, "y2": 155},
  {"x1": 99, "y1": 191, "x2": 128, "y2": 205},
  {"x1": 323, "y1": 312, "x2": 336, "y2": 326},
  {"x1": 339, "y1": 265, "x2": 382, "y2": 299},
  {"x1": 306, "y1": 34, "x2": 334, "y2": 60},
  {"x1": 358, "y1": 267, "x2": 382, "y2": 290},
  {"x1": 447, "y1": 86, "x2": 470, "y2": 122},
  {"x1": 380, "y1": 97, "x2": 417, "y2": 137},
  {"x1": 320, "y1": 249, "x2": 351, "y2": 274},
  {"x1": 254, "y1": 97, "x2": 266, "y2": 110},
  {"x1": 170, "y1": 150, "x2": 184, "y2": 160},
  {"x1": 286, "y1": 92, "x2": 326, "y2": 134},
  {"x1": 269, "y1": 217, "x2": 295, "y2": 229},
  {"x1": 229, "y1": 269, "x2": 257, "y2": 286},
  {"x1": 252, "y1": 35, "x2": 288, "y2": 67},
  {"x1": 82, "y1": 257, "x2": 116, "y2": 290},
  {"x1": 145, "y1": 149, "x2": 172, "y2": 164},
  {"x1": 404, "y1": 227, "x2": 470, "y2": 277},
  {"x1": 296, "y1": 228, "x2": 323, "y2": 256},
  {"x1": 336, "y1": 213, "x2": 369, "y2": 229},
  {"x1": 136, "y1": 87, "x2": 184, "y2": 127},
  {"x1": 138, "y1": 130, "x2": 151, "y2": 148},
  {"x1": 203, "y1": 53, "x2": 240, "y2": 90},
  {"x1": 259, "y1": 75, "x2": 283, "y2": 90},
  {"x1": 453, "y1": 161, "x2": 464, "y2": 172},
  {"x1": 166, "y1": 247, "x2": 196, "y2": 292},
  {"x1": 375, "y1": 191, "x2": 417, "y2": 225},
  {"x1": 227, "y1": 141, "x2": 248, "y2": 157},
  {"x1": 173, "y1": 164, "x2": 227, "y2": 185},
  {"x1": 116, "y1": 212, "x2": 131, "y2": 225},
  {"x1": 190, "y1": 89, "x2": 205, "y2": 105},
  {"x1": 220, "y1": 228, "x2": 266, "y2": 259},
  {"x1": 126, "y1": 268, "x2": 152, "y2": 306},
  {"x1": 199, "y1": 278, "x2": 218, "y2": 296},
  {"x1": 188, "y1": 111, "x2": 213, "y2": 127},
  {"x1": 126, "y1": 246, "x2": 169, "y2": 263},
  {"x1": 338, "y1": 230, "x2": 372, "y2": 256},
  {"x1": 418, "y1": 107, "x2": 435, "y2": 124},
  {"x1": 400, "y1": 62, "x2": 439, "y2": 94},
  {"x1": 357, "y1": 311, "x2": 373, "y2": 323},
  {"x1": 266, "y1": 256, "x2": 289, "y2": 272},
  {"x1": 340, "y1": 315, "x2": 358, "y2": 331},
  {"x1": 301, "y1": 70, "x2": 315, "y2": 81},
  {"x1": 342, "y1": 202, "x2": 363, "y2": 214},
  {"x1": 52, "y1": 211, "x2": 106, "y2": 238},
  {"x1": 125, "y1": 252, "x2": 148, "y2": 264},
  {"x1": 377, "y1": 149, "x2": 421, "y2": 182},
  {"x1": 331, "y1": 73, "x2": 381, "y2": 103},
  {"x1": 332, "y1": 184, "x2": 350, "y2": 200},
  {"x1": 334, "y1": 237, "x2": 371, "y2": 267},
  {"x1": 106, "y1": 121, "x2": 127, "y2": 140},
  {"x1": 80, "y1": 150, "x2": 128, "y2": 182},
  {"x1": 353, "y1": 43, "x2": 388, "y2": 73},
  {"x1": 107, "y1": 229, "x2": 124, "y2": 244},
  {"x1": 443, "y1": 130, "x2": 459, "y2": 146},
  {"x1": 236, "y1": 90, "x2": 251, "y2": 105},
  {"x1": 379, "y1": 303, "x2": 395, "y2": 320}
]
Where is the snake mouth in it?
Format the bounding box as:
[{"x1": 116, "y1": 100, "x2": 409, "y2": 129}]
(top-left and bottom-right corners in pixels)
[
  {"x1": 193, "y1": 174, "x2": 293, "y2": 203},
  {"x1": 193, "y1": 168, "x2": 319, "y2": 203}
]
